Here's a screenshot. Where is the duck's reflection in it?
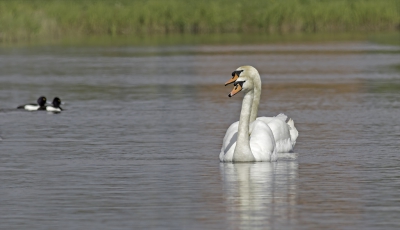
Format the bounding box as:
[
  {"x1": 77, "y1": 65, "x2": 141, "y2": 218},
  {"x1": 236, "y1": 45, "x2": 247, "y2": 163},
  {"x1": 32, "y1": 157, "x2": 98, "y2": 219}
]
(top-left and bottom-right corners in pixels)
[{"x1": 220, "y1": 161, "x2": 298, "y2": 229}]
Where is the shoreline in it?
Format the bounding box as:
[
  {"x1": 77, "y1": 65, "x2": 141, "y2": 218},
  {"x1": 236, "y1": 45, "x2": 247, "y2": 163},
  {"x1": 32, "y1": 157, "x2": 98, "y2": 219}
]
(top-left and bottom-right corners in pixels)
[
  {"x1": 0, "y1": 32, "x2": 398, "y2": 48},
  {"x1": 1, "y1": 0, "x2": 399, "y2": 44}
]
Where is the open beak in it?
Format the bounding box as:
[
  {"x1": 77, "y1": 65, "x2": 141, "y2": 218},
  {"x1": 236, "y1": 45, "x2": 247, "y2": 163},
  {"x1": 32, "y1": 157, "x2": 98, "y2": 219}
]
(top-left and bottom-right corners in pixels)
[
  {"x1": 228, "y1": 82, "x2": 243, "y2": 97},
  {"x1": 225, "y1": 73, "x2": 239, "y2": 86}
]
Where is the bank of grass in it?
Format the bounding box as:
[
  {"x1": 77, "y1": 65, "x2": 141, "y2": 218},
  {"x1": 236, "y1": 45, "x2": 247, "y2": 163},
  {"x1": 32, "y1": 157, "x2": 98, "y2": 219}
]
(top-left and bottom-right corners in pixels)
[{"x1": 0, "y1": 0, "x2": 399, "y2": 43}]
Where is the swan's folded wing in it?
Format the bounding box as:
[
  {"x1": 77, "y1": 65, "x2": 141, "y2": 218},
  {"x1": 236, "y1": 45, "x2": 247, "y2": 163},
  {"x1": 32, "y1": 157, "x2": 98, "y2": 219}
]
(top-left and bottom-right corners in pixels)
[
  {"x1": 250, "y1": 120, "x2": 276, "y2": 162},
  {"x1": 220, "y1": 121, "x2": 239, "y2": 162},
  {"x1": 256, "y1": 116, "x2": 294, "y2": 153}
]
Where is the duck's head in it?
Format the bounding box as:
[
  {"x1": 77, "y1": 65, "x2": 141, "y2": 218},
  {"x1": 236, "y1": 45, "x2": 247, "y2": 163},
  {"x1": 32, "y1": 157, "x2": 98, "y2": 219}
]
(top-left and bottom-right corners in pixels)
[
  {"x1": 52, "y1": 97, "x2": 62, "y2": 108},
  {"x1": 227, "y1": 66, "x2": 259, "y2": 97},
  {"x1": 37, "y1": 96, "x2": 47, "y2": 106}
]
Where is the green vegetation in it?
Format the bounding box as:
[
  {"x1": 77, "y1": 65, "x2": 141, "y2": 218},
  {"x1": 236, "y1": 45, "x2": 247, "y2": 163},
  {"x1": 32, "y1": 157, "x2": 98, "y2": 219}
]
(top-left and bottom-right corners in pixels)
[{"x1": 0, "y1": 0, "x2": 399, "y2": 43}]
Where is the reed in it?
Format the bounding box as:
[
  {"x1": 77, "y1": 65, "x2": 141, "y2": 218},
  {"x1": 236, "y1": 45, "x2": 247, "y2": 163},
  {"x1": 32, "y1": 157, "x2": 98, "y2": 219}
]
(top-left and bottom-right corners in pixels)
[{"x1": 0, "y1": 0, "x2": 399, "y2": 43}]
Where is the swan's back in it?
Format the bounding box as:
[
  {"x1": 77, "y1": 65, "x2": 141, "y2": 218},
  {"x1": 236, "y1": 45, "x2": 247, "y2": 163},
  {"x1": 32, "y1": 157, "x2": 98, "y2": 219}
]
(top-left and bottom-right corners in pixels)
[{"x1": 256, "y1": 113, "x2": 298, "y2": 153}]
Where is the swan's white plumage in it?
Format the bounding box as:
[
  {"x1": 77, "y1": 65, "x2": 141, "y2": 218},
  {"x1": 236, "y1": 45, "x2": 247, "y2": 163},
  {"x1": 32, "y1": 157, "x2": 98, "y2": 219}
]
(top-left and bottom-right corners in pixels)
[
  {"x1": 287, "y1": 118, "x2": 298, "y2": 147},
  {"x1": 220, "y1": 120, "x2": 277, "y2": 162},
  {"x1": 220, "y1": 65, "x2": 299, "y2": 162},
  {"x1": 225, "y1": 66, "x2": 298, "y2": 154},
  {"x1": 220, "y1": 66, "x2": 277, "y2": 162},
  {"x1": 249, "y1": 120, "x2": 276, "y2": 162},
  {"x1": 220, "y1": 121, "x2": 239, "y2": 162},
  {"x1": 251, "y1": 72, "x2": 298, "y2": 153},
  {"x1": 257, "y1": 115, "x2": 294, "y2": 153}
]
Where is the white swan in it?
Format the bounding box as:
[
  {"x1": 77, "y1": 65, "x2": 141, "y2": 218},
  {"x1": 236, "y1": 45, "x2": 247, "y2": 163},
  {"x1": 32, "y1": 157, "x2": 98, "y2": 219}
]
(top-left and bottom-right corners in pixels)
[
  {"x1": 225, "y1": 66, "x2": 298, "y2": 153},
  {"x1": 220, "y1": 66, "x2": 277, "y2": 162}
]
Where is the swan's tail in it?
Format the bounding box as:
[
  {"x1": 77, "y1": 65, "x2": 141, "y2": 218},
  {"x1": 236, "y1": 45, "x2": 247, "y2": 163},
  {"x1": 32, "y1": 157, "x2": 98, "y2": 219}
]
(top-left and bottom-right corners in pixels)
[
  {"x1": 274, "y1": 113, "x2": 299, "y2": 147},
  {"x1": 287, "y1": 118, "x2": 298, "y2": 147},
  {"x1": 275, "y1": 113, "x2": 288, "y2": 122}
]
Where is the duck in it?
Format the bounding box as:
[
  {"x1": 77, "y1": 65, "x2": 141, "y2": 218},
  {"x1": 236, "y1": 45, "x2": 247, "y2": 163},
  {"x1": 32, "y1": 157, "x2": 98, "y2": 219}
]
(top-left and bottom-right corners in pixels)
[
  {"x1": 220, "y1": 66, "x2": 277, "y2": 162},
  {"x1": 17, "y1": 96, "x2": 47, "y2": 111},
  {"x1": 225, "y1": 66, "x2": 298, "y2": 153},
  {"x1": 46, "y1": 97, "x2": 63, "y2": 112}
]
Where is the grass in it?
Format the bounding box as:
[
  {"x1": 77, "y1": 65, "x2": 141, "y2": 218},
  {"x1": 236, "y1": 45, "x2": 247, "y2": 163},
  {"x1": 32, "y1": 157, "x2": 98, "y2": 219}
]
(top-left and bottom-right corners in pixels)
[{"x1": 0, "y1": 0, "x2": 399, "y2": 43}]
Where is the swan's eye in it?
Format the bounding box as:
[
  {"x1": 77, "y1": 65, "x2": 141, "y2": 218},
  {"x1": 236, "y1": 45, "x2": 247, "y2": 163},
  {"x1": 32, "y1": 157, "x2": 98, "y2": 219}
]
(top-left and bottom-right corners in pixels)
[
  {"x1": 232, "y1": 70, "x2": 244, "y2": 77},
  {"x1": 234, "y1": 81, "x2": 245, "y2": 87}
]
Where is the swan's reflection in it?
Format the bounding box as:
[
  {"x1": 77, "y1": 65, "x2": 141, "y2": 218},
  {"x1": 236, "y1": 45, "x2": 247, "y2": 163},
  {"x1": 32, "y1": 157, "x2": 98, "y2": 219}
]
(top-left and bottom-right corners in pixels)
[{"x1": 220, "y1": 161, "x2": 298, "y2": 229}]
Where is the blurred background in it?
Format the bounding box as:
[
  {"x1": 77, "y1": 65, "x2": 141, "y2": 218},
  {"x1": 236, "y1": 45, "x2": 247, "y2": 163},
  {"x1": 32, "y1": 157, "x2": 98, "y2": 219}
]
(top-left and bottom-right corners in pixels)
[
  {"x1": 0, "y1": 0, "x2": 400, "y2": 229},
  {"x1": 0, "y1": 0, "x2": 399, "y2": 44}
]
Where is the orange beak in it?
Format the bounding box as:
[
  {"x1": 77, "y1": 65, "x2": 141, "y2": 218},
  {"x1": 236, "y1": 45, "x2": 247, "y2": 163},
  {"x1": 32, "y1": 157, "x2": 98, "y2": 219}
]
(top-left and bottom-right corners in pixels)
[
  {"x1": 225, "y1": 73, "x2": 239, "y2": 86},
  {"x1": 228, "y1": 83, "x2": 243, "y2": 97}
]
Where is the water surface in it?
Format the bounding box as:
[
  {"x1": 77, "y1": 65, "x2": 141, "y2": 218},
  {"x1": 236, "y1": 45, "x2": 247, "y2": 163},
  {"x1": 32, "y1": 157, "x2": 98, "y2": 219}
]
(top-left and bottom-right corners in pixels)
[{"x1": 0, "y1": 41, "x2": 400, "y2": 229}]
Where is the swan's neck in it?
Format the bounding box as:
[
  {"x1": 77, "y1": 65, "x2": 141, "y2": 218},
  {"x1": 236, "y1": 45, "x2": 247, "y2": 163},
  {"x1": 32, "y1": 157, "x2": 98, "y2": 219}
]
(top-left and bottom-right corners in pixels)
[
  {"x1": 233, "y1": 90, "x2": 255, "y2": 162},
  {"x1": 250, "y1": 76, "x2": 261, "y2": 123}
]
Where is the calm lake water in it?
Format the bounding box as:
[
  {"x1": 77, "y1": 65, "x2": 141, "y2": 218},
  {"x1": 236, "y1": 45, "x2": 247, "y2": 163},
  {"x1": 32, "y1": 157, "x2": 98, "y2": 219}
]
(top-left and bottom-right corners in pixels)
[{"x1": 0, "y1": 40, "x2": 400, "y2": 229}]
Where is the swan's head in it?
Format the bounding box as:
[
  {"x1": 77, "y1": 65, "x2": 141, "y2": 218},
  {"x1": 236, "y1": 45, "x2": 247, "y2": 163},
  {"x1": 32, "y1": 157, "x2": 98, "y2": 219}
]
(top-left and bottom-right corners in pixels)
[{"x1": 227, "y1": 66, "x2": 259, "y2": 97}]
